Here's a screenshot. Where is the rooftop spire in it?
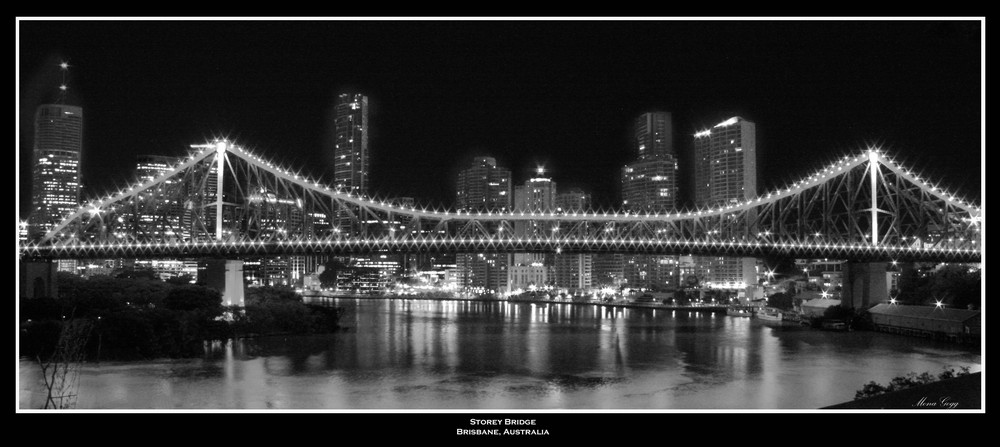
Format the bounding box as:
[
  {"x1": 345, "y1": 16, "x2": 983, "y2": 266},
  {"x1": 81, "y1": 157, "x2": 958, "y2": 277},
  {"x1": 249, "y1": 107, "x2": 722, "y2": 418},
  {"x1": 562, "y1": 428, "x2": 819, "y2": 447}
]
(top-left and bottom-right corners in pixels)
[{"x1": 57, "y1": 60, "x2": 70, "y2": 104}]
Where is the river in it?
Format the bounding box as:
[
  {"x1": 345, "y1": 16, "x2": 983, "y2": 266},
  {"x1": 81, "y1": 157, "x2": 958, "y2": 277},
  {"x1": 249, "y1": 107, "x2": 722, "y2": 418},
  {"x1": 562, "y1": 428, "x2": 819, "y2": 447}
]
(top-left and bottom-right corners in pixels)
[{"x1": 18, "y1": 298, "x2": 981, "y2": 410}]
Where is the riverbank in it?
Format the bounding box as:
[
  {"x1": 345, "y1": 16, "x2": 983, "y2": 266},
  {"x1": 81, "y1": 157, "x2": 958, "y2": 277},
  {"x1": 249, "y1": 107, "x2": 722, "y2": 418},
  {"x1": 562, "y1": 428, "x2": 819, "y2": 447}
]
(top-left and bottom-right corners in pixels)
[
  {"x1": 825, "y1": 372, "x2": 981, "y2": 410},
  {"x1": 302, "y1": 292, "x2": 728, "y2": 313}
]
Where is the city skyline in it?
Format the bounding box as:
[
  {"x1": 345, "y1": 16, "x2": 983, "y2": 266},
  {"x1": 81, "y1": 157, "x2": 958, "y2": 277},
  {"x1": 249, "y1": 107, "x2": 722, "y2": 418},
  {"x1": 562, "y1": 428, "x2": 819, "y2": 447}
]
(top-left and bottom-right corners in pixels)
[{"x1": 18, "y1": 19, "x2": 983, "y2": 216}]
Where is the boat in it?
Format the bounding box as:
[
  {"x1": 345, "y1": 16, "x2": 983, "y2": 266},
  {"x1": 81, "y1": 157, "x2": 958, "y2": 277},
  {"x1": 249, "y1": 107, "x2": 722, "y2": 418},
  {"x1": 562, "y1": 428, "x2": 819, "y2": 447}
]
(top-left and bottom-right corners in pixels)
[
  {"x1": 726, "y1": 306, "x2": 753, "y2": 317},
  {"x1": 756, "y1": 307, "x2": 783, "y2": 322},
  {"x1": 821, "y1": 320, "x2": 849, "y2": 331}
]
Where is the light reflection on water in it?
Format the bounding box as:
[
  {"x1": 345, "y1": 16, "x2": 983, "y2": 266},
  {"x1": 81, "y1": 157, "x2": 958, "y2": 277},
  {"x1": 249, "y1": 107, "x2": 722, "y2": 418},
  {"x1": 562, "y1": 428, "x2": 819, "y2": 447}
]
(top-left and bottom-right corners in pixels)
[{"x1": 19, "y1": 298, "x2": 980, "y2": 410}]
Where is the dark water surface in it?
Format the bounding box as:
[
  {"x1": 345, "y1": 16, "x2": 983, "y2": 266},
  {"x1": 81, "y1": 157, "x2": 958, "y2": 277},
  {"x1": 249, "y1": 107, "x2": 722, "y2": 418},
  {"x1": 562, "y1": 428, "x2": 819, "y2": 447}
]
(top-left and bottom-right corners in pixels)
[{"x1": 18, "y1": 298, "x2": 981, "y2": 409}]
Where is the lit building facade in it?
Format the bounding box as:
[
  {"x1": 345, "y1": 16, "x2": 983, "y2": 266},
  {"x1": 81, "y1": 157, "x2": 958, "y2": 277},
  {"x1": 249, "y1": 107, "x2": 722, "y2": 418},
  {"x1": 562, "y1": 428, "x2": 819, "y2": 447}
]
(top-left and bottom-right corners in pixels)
[
  {"x1": 334, "y1": 93, "x2": 369, "y2": 236},
  {"x1": 621, "y1": 159, "x2": 678, "y2": 213},
  {"x1": 634, "y1": 111, "x2": 674, "y2": 159},
  {"x1": 554, "y1": 189, "x2": 592, "y2": 294},
  {"x1": 693, "y1": 116, "x2": 757, "y2": 207},
  {"x1": 456, "y1": 157, "x2": 511, "y2": 212},
  {"x1": 618, "y1": 111, "x2": 680, "y2": 291},
  {"x1": 334, "y1": 93, "x2": 369, "y2": 195},
  {"x1": 508, "y1": 170, "x2": 556, "y2": 293},
  {"x1": 693, "y1": 116, "x2": 758, "y2": 291},
  {"x1": 455, "y1": 157, "x2": 511, "y2": 295},
  {"x1": 135, "y1": 155, "x2": 183, "y2": 240},
  {"x1": 29, "y1": 104, "x2": 83, "y2": 239}
]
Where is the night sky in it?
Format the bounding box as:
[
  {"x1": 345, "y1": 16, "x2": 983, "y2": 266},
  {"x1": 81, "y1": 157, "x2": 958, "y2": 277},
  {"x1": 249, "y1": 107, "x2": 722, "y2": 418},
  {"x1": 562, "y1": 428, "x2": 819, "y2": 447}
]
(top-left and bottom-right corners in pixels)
[{"x1": 17, "y1": 19, "x2": 983, "y2": 217}]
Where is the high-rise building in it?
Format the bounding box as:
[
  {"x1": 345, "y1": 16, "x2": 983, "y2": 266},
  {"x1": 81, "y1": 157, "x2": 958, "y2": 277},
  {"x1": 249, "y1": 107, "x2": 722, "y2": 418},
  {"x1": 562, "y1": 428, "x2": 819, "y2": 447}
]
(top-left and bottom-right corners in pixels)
[
  {"x1": 135, "y1": 155, "x2": 183, "y2": 240},
  {"x1": 621, "y1": 158, "x2": 679, "y2": 213},
  {"x1": 29, "y1": 104, "x2": 83, "y2": 239},
  {"x1": 618, "y1": 112, "x2": 680, "y2": 291},
  {"x1": 623, "y1": 111, "x2": 679, "y2": 213},
  {"x1": 455, "y1": 157, "x2": 511, "y2": 295},
  {"x1": 692, "y1": 116, "x2": 759, "y2": 292},
  {"x1": 333, "y1": 93, "x2": 369, "y2": 237},
  {"x1": 508, "y1": 169, "x2": 556, "y2": 293},
  {"x1": 333, "y1": 93, "x2": 370, "y2": 195},
  {"x1": 555, "y1": 188, "x2": 590, "y2": 214},
  {"x1": 634, "y1": 111, "x2": 674, "y2": 160},
  {"x1": 456, "y1": 157, "x2": 511, "y2": 212},
  {"x1": 553, "y1": 189, "x2": 592, "y2": 294},
  {"x1": 693, "y1": 116, "x2": 757, "y2": 207}
]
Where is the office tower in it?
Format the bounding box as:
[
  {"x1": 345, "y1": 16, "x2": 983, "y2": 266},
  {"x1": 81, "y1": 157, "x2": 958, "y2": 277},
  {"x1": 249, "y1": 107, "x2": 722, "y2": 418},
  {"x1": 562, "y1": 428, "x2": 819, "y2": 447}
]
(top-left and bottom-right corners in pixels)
[
  {"x1": 592, "y1": 253, "x2": 625, "y2": 288},
  {"x1": 553, "y1": 188, "x2": 592, "y2": 294},
  {"x1": 693, "y1": 116, "x2": 758, "y2": 291},
  {"x1": 623, "y1": 111, "x2": 679, "y2": 213},
  {"x1": 555, "y1": 188, "x2": 590, "y2": 213},
  {"x1": 634, "y1": 111, "x2": 674, "y2": 159},
  {"x1": 621, "y1": 158, "x2": 679, "y2": 213},
  {"x1": 508, "y1": 168, "x2": 557, "y2": 293},
  {"x1": 455, "y1": 157, "x2": 511, "y2": 295},
  {"x1": 333, "y1": 93, "x2": 370, "y2": 195},
  {"x1": 618, "y1": 112, "x2": 680, "y2": 291},
  {"x1": 135, "y1": 155, "x2": 183, "y2": 240},
  {"x1": 29, "y1": 104, "x2": 83, "y2": 239},
  {"x1": 333, "y1": 93, "x2": 369, "y2": 238},
  {"x1": 456, "y1": 157, "x2": 512, "y2": 212}
]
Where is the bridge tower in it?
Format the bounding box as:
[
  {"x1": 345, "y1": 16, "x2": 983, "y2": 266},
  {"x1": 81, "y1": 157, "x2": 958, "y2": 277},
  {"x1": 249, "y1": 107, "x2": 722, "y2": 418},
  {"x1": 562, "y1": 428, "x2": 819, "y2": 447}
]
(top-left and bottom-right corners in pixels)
[{"x1": 190, "y1": 140, "x2": 245, "y2": 306}]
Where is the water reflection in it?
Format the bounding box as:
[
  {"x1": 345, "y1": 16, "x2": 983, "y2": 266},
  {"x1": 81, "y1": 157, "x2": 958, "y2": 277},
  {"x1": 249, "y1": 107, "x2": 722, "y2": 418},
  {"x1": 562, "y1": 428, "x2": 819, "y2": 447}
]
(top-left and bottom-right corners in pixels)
[{"x1": 19, "y1": 298, "x2": 981, "y2": 410}]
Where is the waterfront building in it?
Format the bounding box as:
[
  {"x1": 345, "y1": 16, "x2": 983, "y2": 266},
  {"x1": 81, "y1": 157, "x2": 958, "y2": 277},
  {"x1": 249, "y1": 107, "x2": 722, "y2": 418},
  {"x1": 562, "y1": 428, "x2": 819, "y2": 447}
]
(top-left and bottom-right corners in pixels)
[
  {"x1": 619, "y1": 111, "x2": 680, "y2": 290},
  {"x1": 692, "y1": 116, "x2": 758, "y2": 294},
  {"x1": 508, "y1": 168, "x2": 556, "y2": 293},
  {"x1": 868, "y1": 304, "x2": 980, "y2": 343},
  {"x1": 554, "y1": 188, "x2": 593, "y2": 294},
  {"x1": 455, "y1": 157, "x2": 511, "y2": 295}
]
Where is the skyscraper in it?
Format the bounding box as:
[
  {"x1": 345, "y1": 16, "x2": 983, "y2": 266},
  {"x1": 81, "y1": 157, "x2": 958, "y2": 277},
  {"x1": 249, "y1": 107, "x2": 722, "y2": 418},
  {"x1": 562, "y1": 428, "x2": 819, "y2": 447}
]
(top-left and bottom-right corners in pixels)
[
  {"x1": 135, "y1": 155, "x2": 183, "y2": 240},
  {"x1": 621, "y1": 159, "x2": 679, "y2": 213},
  {"x1": 29, "y1": 104, "x2": 83, "y2": 239},
  {"x1": 332, "y1": 92, "x2": 369, "y2": 276},
  {"x1": 634, "y1": 111, "x2": 674, "y2": 159},
  {"x1": 456, "y1": 157, "x2": 511, "y2": 212},
  {"x1": 623, "y1": 111, "x2": 679, "y2": 212},
  {"x1": 455, "y1": 157, "x2": 511, "y2": 295},
  {"x1": 693, "y1": 116, "x2": 758, "y2": 291},
  {"x1": 618, "y1": 111, "x2": 679, "y2": 291},
  {"x1": 333, "y1": 93, "x2": 370, "y2": 196},
  {"x1": 508, "y1": 168, "x2": 557, "y2": 293},
  {"x1": 693, "y1": 116, "x2": 757, "y2": 207}
]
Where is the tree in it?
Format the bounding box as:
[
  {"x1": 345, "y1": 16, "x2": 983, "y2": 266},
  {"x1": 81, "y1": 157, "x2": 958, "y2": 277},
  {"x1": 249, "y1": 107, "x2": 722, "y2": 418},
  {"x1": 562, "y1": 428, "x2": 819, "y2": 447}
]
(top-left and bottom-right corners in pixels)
[
  {"x1": 162, "y1": 285, "x2": 222, "y2": 316},
  {"x1": 165, "y1": 274, "x2": 196, "y2": 286},
  {"x1": 823, "y1": 304, "x2": 856, "y2": 321},
  {"x1": 929, "y1": 265, "x2": 980, "y2": 309}
]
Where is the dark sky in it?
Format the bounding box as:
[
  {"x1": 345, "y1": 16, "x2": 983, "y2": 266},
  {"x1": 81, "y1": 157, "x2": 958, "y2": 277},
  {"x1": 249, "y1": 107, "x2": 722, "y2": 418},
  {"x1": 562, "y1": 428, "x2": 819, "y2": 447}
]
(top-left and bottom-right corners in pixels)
[{"x1": 17, "y1": 19, "x2": 983, "y2": 216}]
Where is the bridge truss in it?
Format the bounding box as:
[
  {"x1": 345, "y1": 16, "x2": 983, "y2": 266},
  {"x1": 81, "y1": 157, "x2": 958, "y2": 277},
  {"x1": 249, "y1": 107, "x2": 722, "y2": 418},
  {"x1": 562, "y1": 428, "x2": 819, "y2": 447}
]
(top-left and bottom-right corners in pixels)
[{"x1": 20, "y1": 140, "x2": 981, "y2": 263}]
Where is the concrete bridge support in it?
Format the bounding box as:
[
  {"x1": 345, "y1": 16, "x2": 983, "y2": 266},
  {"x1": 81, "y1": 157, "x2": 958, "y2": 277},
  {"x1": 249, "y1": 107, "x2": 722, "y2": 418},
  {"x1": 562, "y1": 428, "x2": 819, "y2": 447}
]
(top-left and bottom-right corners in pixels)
[
  {"x1": 19, "y1": 259, "x2": 58, "y2": 299},
  {"x1": 841, "y1": 262, "x2": 888, "y2": 309},
  {"x1": 197, "y1": 259, "x2": 245, "y2": 306}
]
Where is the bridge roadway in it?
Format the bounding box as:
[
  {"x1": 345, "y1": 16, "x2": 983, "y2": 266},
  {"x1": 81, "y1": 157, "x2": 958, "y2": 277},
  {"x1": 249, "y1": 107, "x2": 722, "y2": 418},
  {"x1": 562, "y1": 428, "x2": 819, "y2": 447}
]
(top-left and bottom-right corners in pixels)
[{"x1": 19, "y1": 236, "x2": 980, "y2": 263}]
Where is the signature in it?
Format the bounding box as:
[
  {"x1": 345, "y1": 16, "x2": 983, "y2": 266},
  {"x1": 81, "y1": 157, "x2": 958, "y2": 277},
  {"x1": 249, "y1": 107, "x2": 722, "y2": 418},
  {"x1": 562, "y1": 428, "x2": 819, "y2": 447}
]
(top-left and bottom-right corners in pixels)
[{"x1": 913, "y1": 396, "x2": 960, "y2": 409}]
